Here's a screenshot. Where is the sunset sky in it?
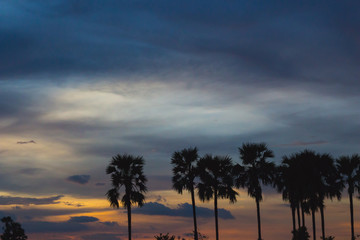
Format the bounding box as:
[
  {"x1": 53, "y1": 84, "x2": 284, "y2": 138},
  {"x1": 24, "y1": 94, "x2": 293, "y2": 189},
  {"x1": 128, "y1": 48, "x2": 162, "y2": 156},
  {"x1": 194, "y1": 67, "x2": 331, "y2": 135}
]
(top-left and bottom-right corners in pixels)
[{"x1": 1, "y1": 1, "x2": 360, "y2": 239}]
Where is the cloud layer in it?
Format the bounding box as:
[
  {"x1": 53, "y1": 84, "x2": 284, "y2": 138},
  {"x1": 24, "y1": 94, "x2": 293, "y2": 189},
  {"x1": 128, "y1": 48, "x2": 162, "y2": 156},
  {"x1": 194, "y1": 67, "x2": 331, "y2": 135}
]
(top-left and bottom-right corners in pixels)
[{"x1": 133, "y1": 202, "x2": 234, "y2": 219}]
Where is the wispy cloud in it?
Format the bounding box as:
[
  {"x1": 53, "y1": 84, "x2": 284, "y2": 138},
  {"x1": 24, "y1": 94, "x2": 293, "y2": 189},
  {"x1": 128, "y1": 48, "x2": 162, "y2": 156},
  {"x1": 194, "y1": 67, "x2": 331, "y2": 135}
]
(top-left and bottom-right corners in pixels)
[
  {"x1": 0, "y1": 195, "x2": 63, "y2": 206},
  {"x1": 63, "y1": 201, "x2": 84, "y2": 207},
  {"x1": 16, "y1": 140, "x2": 36, "y2": 144}
]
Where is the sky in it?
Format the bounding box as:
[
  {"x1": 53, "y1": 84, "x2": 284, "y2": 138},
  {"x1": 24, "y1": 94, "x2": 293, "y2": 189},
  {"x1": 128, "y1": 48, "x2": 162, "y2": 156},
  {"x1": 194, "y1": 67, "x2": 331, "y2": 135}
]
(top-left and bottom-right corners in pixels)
[{"x1": 0, "y1": 0, "x2": 360, "y2": 239}]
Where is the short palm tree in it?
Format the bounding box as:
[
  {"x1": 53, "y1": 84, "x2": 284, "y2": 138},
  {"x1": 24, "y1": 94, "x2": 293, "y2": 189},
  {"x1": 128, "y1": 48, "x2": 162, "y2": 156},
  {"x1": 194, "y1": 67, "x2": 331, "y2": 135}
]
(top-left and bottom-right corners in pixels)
[
  {"x1": 171, "y1": 147, "x2": 199, "y2": 240},
  {"x1": 238, "y1": 143, "x2": 275, "y2": 240},
  {"x1": 197, "y1": 154, "x2": 237, "y2": 240},
  {"x1": 106, "y1": 154, "x2": 147, "y2": 240},
  {"x1": 336, "y1": 154, "x2": 360, "y2": 240}
]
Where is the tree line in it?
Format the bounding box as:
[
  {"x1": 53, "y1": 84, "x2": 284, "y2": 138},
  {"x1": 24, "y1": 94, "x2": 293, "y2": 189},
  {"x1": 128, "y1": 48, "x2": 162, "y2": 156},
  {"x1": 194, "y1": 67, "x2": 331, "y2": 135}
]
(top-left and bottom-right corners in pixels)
[{"x1": 106, "y1": 142, "x2": 360, "y2": 240}]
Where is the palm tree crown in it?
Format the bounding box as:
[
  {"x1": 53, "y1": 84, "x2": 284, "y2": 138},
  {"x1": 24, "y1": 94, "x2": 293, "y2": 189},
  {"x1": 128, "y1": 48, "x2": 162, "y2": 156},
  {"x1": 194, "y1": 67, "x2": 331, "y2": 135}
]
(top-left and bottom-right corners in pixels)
[{"x1": 171, "y1": 147, "x2": 199, "y2": 194}]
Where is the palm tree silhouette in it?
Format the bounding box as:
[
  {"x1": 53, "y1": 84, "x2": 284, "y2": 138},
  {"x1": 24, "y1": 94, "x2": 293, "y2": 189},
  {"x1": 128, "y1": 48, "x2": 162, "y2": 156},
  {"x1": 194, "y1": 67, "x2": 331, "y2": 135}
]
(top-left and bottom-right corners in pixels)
[
  {"x1": 237, "y1": 143, "x2": 275, "y2": 240},
  {"x1": 106, "y1": 154, "x2": 147, "y2": 240},
  {"x1": 316, "y1": 153, "x2": 341, "y2": 240},
  {"x1": 171, "y1": 147, "x2": 199, "y2": 240},
  {"x1": 197, "y1": 154, "x2": 237, "y2": 240},
  {"x1": 297, "y1": 150, "x2": 321, "y2": 240},
  {"x1": 336, "y1": 154, "x2": 360, "y2": 240},
  {"x1": 277, "y1": 157, "x2": 302, "y2": 235},
  {"x1": 280, "y1": 153, "x2": 308, "y2": 230}
]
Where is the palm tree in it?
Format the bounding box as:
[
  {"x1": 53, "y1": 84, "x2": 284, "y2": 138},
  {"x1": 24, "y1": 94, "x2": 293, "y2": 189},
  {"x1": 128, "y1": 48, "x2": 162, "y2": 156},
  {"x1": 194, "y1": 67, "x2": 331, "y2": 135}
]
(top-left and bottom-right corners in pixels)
[
  {"x1": 171, "y1": 147, "x2": 199, "y2": 240},
  {"x1": 336, "y1": 154, "x2": 360, "y2": 240},
  {"x1": 297, "y1": 150, "x2": 321, "y2": 240},
  {"x1": 197, "y1": 154, "x2": 238, "y2": 240},
  {"x1": 106, "y1": 154, "x2": 147, "y2": 240},
  {"x1": 315, "y1": 153, "x2": 341, "y2": 240},
  {"x1": 276, "y1": 160, "x2": 301, "y2": 235},
  {"x1": 237, "y1": 143, "x2": 275, "y2": 240}
]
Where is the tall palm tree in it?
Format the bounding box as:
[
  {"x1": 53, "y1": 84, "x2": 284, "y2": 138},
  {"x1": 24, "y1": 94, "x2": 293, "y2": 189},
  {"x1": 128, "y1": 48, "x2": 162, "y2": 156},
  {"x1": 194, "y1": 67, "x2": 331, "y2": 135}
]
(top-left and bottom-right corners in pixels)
[
  {"x1": 297, "y1": 150, "x2": 321, "y2": 240},
  {"x1": 336, "y1": 154, "x2": 360, "y2": 240},
  {"x1": 171, "y1": 147, "x2": 199, "y2": 240},
  {"x1": 295, "y1": 150, "x2": 341, "y2": 240},
  {"x1": 276, "y1": 161, "x2": 300, "y2": 235},
  {"x1": 237, "y1": 143, "x2": 275, "y2": 240},
  {"x1": 197, "y1": 154, "x2": 238, "y2": 240},
  {"x1": 281, "y1": 153, "x2": 308, "y2": 230},
  {"x1": 315, "y1": 153, "x2": 341, "y2": 240},
  {"x1": 106, "y1": 154, "x2": 147, "y2": 240}
]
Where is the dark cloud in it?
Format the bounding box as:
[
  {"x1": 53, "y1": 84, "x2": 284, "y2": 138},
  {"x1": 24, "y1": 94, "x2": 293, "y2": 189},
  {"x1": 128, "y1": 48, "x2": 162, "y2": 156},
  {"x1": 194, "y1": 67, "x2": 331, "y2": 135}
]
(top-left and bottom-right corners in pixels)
[
  {"x1": 95, "y1": 182, "x2": 105, "y2": 186},
  {"x1": 133, "y1": 202, "x2": 234, "y2": 219},
  {"x1": 1, "y1": 1, "x2": 359, "y2": 97},
  {"x1": 0, "y1": 195, "x2": 63, "y2": 206},
  {"x1": 68, "y1": 216, "x2": 99, "y2": 223},
  {"x1": 67, "y1": 175, "x2": 90, "y2": 184}
]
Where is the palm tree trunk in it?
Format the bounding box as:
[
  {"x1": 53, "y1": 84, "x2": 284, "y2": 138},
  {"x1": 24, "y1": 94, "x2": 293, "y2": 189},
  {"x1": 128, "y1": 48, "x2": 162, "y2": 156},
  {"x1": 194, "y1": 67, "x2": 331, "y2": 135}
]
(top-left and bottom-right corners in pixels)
[
  {"x1": 190, "y1": 186, "x2": 199, "y2": 240},
  {"x1": 291, "y1": 206, "x2": 296, "y2": 236},
  {"x1": 127, "y1": 204, "x2": 132, "y2": 240},
  {"x1": 297, "y1": 202, "x2": 301, "y2": 229},
  {"x1": 311, "y1": 208, "x2": 316, "y2": 240},
  {"x1": 301, "y1": 201, "x2": 305, "y2": 227},
  {"x1": 256, "y1": 198, "x2": 262, "y2": 240},
  {"x1": 350, "y1": 192, "x2": 355, "y2": 240},
  {"x1": 214, "y1": 191, "x2": 219, "y2": 240},
  {"x1": 320, "y1": 206, "x2": 325, "y2": 240}
]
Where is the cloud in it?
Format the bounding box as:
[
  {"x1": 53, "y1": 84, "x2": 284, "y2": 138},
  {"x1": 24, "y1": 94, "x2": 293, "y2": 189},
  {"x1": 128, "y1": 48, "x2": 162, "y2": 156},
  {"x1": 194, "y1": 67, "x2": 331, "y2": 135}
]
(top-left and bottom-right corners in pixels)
[
  {"x1": 80, "y1": 233, "x2": 123, "y2": 240},
  {"x1": 23, "y1": 221, "x2": 88, "y2": 233},
  {"x1": 100, "y1": 221, "x2": 120, "y2": 227},
  {"x1": 16, "y1": 140, "x2": 36, "y2": 144},
  {"x1": 0, "y1": 195, "x2": 63, "y2": 206},
  {"x1": 95, "y1": 182, "x2": 105, "y2": 186},
  {"x1": 22, "y1": 215, "x2": 121, "y2": 234},
  {"x1": 133, "y1": 202, "x2": 234, "y2": 219},
  {"x1": 1, "y1": 0, "x2": 359, "y2": 98},
  {"x1": 63, "y1": 201, "x2": 84, "y2": 207},
  {"x1": 67, "y1": 175, "x2": 90, "y2": 184},
  {"x1": 68, "y1": 216, "x2": 99, "y2": 223}
]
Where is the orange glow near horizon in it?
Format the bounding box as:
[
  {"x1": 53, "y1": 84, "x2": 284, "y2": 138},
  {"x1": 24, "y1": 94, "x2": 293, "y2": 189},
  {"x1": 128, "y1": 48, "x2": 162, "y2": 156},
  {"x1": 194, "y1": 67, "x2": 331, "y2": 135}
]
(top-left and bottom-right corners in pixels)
[{"x1": 6, "y1": 189, "x2": 360, "y2": 240}]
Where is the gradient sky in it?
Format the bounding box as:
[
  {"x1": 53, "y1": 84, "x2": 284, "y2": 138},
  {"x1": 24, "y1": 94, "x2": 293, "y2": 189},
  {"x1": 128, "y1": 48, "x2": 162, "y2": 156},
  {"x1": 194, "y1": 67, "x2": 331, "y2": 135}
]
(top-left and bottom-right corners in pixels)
[{"x1": 1, "y1": 1, "x2": 360, "y2": 240}]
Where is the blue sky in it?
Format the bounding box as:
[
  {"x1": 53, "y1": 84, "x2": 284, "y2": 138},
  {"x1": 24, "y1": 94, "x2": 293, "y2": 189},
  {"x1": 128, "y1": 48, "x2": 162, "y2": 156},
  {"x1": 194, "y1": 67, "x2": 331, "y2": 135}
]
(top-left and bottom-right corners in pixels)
[{"x1": 1, "y1": 1, "x2": 360, "y2": 239}]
